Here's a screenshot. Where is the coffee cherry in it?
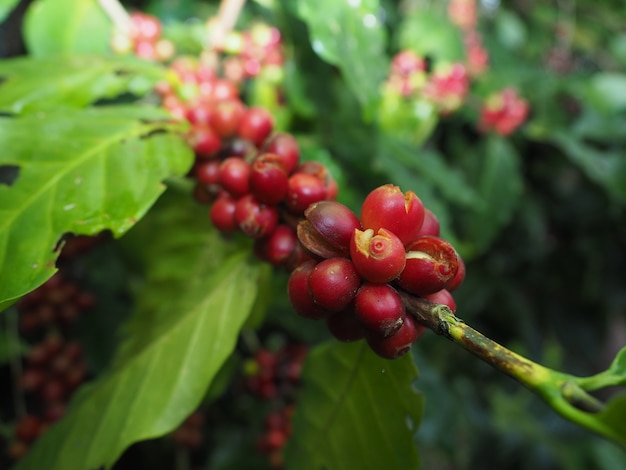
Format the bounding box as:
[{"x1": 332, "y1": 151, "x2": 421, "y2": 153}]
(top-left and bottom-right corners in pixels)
[
  {"x1": 194, "y1": 160, "x2": 221, "y2": 186},
  {"x1": 234, "y1": 195, "x2": 279, "y2": 238},
  {"x1": 257, "y1": 224, "x2": 298, "y2": 266},
  {"x1": 287, "y1": 261, "x2": 331, "y2": 319},
  {"x1": 396, "y1": 236, "x2": 459, "y2": 295},
  {"x1": 445, "y1": 254, "x2": 465, "y2": 292},
  {"x1": 14, "y1": 415, "x2": 42, "y2": 444},
  {"x1": 262, "y1": 132, "x2": 300, "y2": 174},
  {"x1": 238, "y1": 107, "x2": 274, "y2": 146},
  {"x1": 360, "y1": 184, "x2": 425, "y2": 246},
  {"x1": 304, "y1": 201, "x2": 361, "y2": 254},
  {"x1": 308, "y1": 258, "x2": 361, "y2": 312},
  {"x1": 185, "y1": 105, "x2": 212, "y2": 127},
  {"x1": 416, "y1": 208, "x2": 440, "y2": 237},
  {"x1": 286, "y1": 173, "x2": 327, "y2": 214},
  {"x1": 326, "y1": 307, "x2": 367, "y2": 342},
  {"x1": 249, "y1": 154, "x2": 289, "y2": 205},
  {"x1": 422, "y1": 289, "x2": 457, "y2": 313},
  {"x1": 366, "y1": 313, "x2": 418, "y2": 359},
  {"x1": 350, "y1": 228, "x2": 406, "y2": 284},
  {"x1": 355, "y1": 283, "x2": 406, "y2": 338},
  {"x1": 211, "y1": 99, "x2": 246, "y2": 138},
  {"x1": 188, "y1": 126, "x2": 222, "y2": 159},
  {"x1": 209, "y1": 193, "x2": 238, "y2": 233},
  {"x1": 219, "y1": 157, "x2": 251, "y2": 198}
]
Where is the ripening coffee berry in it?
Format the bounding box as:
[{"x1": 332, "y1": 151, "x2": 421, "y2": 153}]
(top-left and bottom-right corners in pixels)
[
  {"x1": 396, "y1": 236, "x2": 459, "y2": 295},
  {"x1": 211, "y1": 99, "x2": 246, "y2": 138},
  {"x1": 249, "y1": 153, "x2": 289, "y2": 205},
  {"x1": 209, "y1": 194, "x2": 238, "y2": 233},
  {"x1": 350, "y1": 228, "x2": 406, "y2": 283},
  {"x1": 304, "y1": 201, "x2": 361, "y2": 253},
  {"x1": 366, "y1": 313, "x2": 418, "y2": 359},
  {"x1": 219, "y1": 157, "x2": 251, "y2": 198},
  {"x1": 286, "y1": 173, "x2": 327, "y2": 214},
  {"x1": 287, "y1": 261, "x2": 331, "y2": 319},
  {"x1": 416, "y1": 208, "x2": 440, "y2": 237},
  {"x1": 188, "y1": 126, "x2": 222, "y2": 159},
  {"x1": 354, "y1": 283, "x2": 405, "y2": 337},
  {"x1": 194, "y1": 160, "x2": 221, "y2": 186},
  {"x1": 422, "y1": 289, "x2": 456, "y2": 313},
  {"x1": 238, "y1": 107, "x2": 274, "y2": 146},
  {"x1": 326, "y1": 307, "x2": 367, "y2": 342},
  {"x1": 308, "y1": 258, "x2": 361, "y2": 312},
  {"x1": 445, "y1": 254, "x2": 465, "y2": 292},
  {"x1": 259, "y1": 224, "x2": 298, "y2": 266},
  {"x1": 262, "y1": 132, "x2": 300, "y2": 174},
  {"x1": 234, "y1": 194, "x2": 279, "y2": 238},
  {"x1": 360, "y1": 184, "x2": 425, "y2": 246}
]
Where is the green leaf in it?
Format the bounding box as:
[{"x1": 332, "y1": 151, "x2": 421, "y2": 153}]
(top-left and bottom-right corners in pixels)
[
  {"x1": 464, "y1": 135, "x2": 523, "y2": 255},
  {"x1": 0, "y1": 56, "x2": 166, "y2": 114},
  {"x1": 284, "y1": 341, "x2": 422, "y2": 470},
  {"x1": 397, "y1": 9, "x2": 464, "y2": 62},
  {"x1": 24, "y1": 0, "x2": 112, "y2": 56},
  {"x1": 593, "y1": 392, "x2": 626, "y2": 446},
  {"x1": 552, "y1": 133, "x2": 626, "y2": 205},
  {"x1": 296, "y1": 0, "x2": 388, "y2": 118},
  {"x1": 0, "y1": 106, "x2": 193, "y2": 311},
  {"x1": 607, "y1": 346, "x2": 626, "y2": 382},
  {"x1": 15, "y1": 192, "x2": 263, "y2": 470},
  {"x1": 0, "y1": 0, "x2": 20, "y2": 22},
  {"x1": 586, "y1": 73, "x2": 626, "y2": 113}
]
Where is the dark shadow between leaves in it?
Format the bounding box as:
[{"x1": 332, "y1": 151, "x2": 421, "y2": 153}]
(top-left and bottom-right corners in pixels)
[{"x1": 0, "y1": 164, "x2": 20, "y2": 186}]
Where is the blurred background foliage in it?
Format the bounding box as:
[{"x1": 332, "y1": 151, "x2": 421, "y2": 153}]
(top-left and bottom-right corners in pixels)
[{"x1": 1, "y1": 0, "x2": 625, "y2": 468}]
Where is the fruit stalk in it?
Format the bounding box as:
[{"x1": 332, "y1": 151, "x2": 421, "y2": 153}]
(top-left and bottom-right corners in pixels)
[{"x1": 398, "y1": 290, "x2": 626, "y2": 445}]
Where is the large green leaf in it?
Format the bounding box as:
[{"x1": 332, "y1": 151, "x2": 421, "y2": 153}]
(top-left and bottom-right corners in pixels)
[
  {"x1": 15, "y1": 193, "x2": 263, "y2": 470},
  {"x1": 24, "y1": 0, "x2": 112, "y2": 56},
  {"x1": 397, "y1": 9, "x2": 464, "y2": 62},
  {"x1": 0, "y1": 106, "x2": 193, "y2": 311},
  {"x1": 464, "y1": 135, "x2": 523, "y2": 255},
  {"x1": 0, "y1": 56, "x2": 165, "y2": 114},
  {"x1": 552, "y1": 132, "x2": 626, "y2": 205},
  {"x1": 296, "y1": 0, "x2": 388, "y2": 119},
  {"x1": 284, "y1": 341, "x2": 422, "y2": 470}
]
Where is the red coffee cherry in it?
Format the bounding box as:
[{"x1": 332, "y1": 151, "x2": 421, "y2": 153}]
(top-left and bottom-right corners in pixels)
[
  {"x1": 366, "y1": 313, "x2": 419, "y2": 359},
  {"x1": 355, "y1": 283, "x2": 406, "y2": 338},
  {"x1": 249, "y1": 153, "x2": 289, "y2": 205},
  {"x1": 416, "y1": 208, "x2": 440, "y2": 237},
  {"x1": 308, "y1": 258, "x2": 361, "y2": 312},
  {"x1": 234, "y1": 194, "x2": 279, "y2": 238},
  {"x1": 194, "y1": 160, "x2": 221, "y2": 186},
  {"x1": 14, "y1": 415, "x2": 42, "y2": 444},
  {"x1": 396, "y1": 236, "x2": 459, "y2": 295},
  {"x1": 188, "y1": 126, "x2": 222, "y2": 159},
  {"x1": 422, "y1": 289, "x2": 457, "y2": 313},
  {"x1": 304, "y1": 201, "x2": 361, "y2": 254},
  {"x1": 326, "y1": 307, "x2": 367, "y2": 342},
  {"x1": 262, "y1": 132, "x2": 300, "y2": 174},
  {"x1": 209, "y1": 193, "x2": 238, "y2": 233},
  {"x1": 257, "y1": 224, "x2": 298, "y2": 266},
  {"x1": 445, "y1": 254, "x2": 465, "y2": 292},
  {"x1": 286, "y1": 173, "x2": 327, "y2": 214},
  {"x1": 210, "y1": 79, "x2": 239, "y2": 102},
  {"x1": 185, "y1": 105, "x2": 212, "y2": 127},
  {"x1": 238, "y1": 107, "x2": 274, "y2": 146},
  {"x1": 219, "y1": 157, "x2": 251, "y2": 198},
  {"x1": 350, "y1": 228, "x2": 406, "y2": 284},
  {"x1": 360, "y1": 184, "x2": 425, "y2": 246},
  {"x1": 287, "y1": 260, "x2": 331, "y2": 319},
  {"x1": 211, "y1": 99, "x2": 246, "y2": 138}
]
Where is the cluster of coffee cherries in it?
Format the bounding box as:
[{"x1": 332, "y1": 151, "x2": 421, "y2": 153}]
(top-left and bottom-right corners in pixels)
[
  {"x1": 110, "y1": 11, "x2": 175, "y2": 61},
  {"x1": 288, "y1": 185, "x2": 465, "y2": 360},
  {"x1": 243, "y1": 344, "x2": 307, "y2": 468},
  {"x1": 210, "y1": 22, "x2": 284, "y2": 84},
  {"x1": 17, "y1": 272, "x2": 95, "y2": 335},
  {"x1": 9, "y1": 336, "x2": 89, "y2": 458},
  {"x1": 478, "y1": 87, "x2": 530, "y2": 136},
  {"x1": 171, "y1": 410, "x2": 205, "y2": 450},
  {"x1": 384, "y1": 50, "x2": 470, "y2": 115},
  {"x1": 447, "y1": 0, "x2": 489, "y2": 77}
]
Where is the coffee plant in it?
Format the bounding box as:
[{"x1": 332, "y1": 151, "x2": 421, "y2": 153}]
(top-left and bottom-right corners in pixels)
[{"x1": 1, "y1": 0, "x2": 626, "y2": 468}]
